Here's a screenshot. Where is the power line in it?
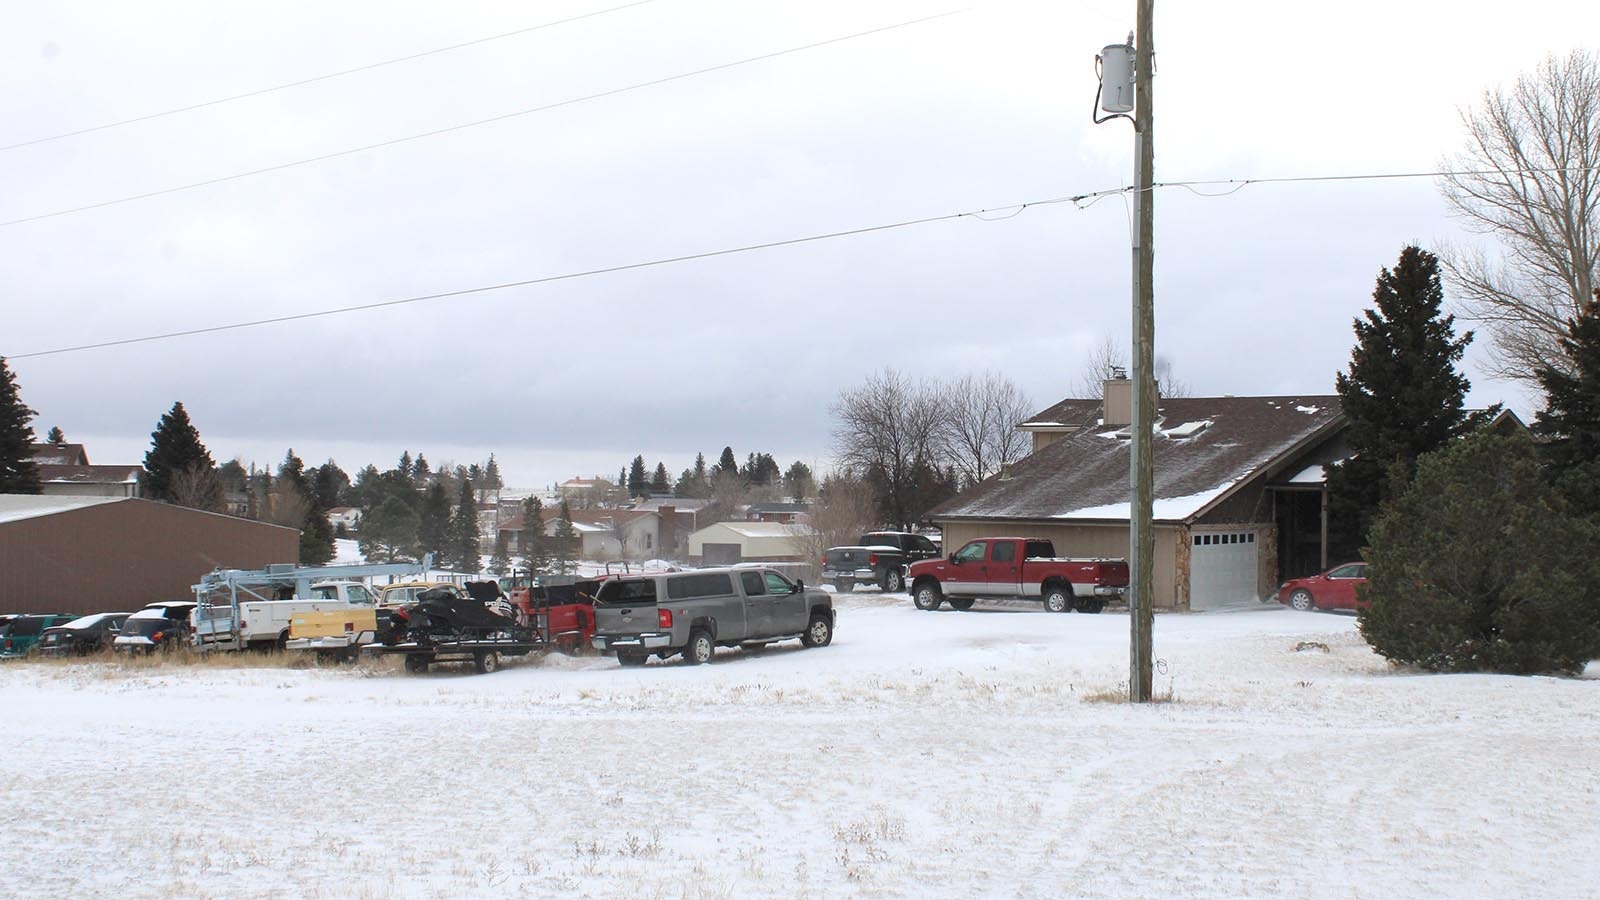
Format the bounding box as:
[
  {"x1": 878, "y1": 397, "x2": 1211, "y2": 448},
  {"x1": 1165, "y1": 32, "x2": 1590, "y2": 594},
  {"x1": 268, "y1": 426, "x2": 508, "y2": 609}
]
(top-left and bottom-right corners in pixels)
[
  {"x1": 0, "y1": 1, "x2": 659, "y2": 153},
  {"x1": 0, "y1": 9, "x2": 966, "y2": 230},
  {"x1": 7, "y1": 194, "x2": 1073, "y2": 360}
]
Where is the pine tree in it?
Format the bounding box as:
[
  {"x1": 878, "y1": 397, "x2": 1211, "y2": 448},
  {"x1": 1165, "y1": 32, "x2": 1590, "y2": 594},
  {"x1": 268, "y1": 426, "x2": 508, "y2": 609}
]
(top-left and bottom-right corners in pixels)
[
  {"x1": 413, "y1": 454, "x2": 431, "y2": 485},
  {"x1": 397, "y1": 451, "x2": 414, "y2": 488},
  {"x1": 519, "y1": 495, "x2": 550, "y2": 574},
  {"x1": 1533, "y1": 291, "x2": 1600, "y2": 496},
  {"x1": 552, "y1": 499, "x2": 579, "y2": 575},
  {"x1": 0, "y1": 358, "x2": 41, "y2": 494},
  {"x1": 358, "y1": 496, "x2": 419, "y2": 563},
  {"x1": 716, "y1": 446, "x2": 738, "y2": 477},
  {"x1": 628, "y1": 455, "x2": 648, "y2": 498},
  {"x1": 489, "y1": 532, "x2": 512, "y2": 577},
  {"x1": 449, "y1": 479, "x2": 480, "y2": 573},
  {"x1": 694, "y1": 452, "x2": 707, "y2": 483},
  {"x1": 140, "y1": 402, "x2": 215, "y2": 503},
  {"x1": 783, "y1": 460, "x2": 814, "y2": 500},
  {"x1": 1326, "y1": 246, "x2": 1473, "y2": 558},
  {"x1": 417, "y1": 482, "x2": 451, "y2": 564},
  {"x1": 484, "y1": 454, "x2": 502, "y2": 494},
  {"x1": 45, "y1": 425, "x2": 64, "y2": 443},
  {"x1": 651, "y1": 462, "x2": 670, "y2": 493}
]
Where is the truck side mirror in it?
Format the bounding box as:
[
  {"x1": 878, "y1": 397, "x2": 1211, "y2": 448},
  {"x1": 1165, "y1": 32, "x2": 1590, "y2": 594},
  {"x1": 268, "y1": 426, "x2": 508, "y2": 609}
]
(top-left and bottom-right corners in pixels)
[
  {"x1": 949, "y1": 554, "x2": 960, "y2": 565},
  {"x1": 793, "y1": 581, "x2": 803, "y2": 593}
]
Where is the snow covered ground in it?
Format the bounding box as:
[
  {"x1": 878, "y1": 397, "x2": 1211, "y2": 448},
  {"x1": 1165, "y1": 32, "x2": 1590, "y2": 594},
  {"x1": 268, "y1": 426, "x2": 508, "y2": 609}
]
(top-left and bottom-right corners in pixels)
[{"x1": 3, "y1": 598, "x2": 1596, "y2": 898}]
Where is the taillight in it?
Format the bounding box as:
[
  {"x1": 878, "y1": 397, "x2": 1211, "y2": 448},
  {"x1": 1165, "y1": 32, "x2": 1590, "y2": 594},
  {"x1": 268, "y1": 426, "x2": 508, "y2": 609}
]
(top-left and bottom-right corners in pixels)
[
  {"x1": 344, "y1": 623, "x2": 354, "y2": 633},
  {"x1": 868, "y1": 554, "x2": 879, "y2": 566},
  {"x1": 658, "y1": 609, "x2": 673, "y2": 629},
  {"x1": 152, "y1": 632, "x2": 165, "y2": 643},
  {"x1": 3, "y1": 639, "x2": 11, "y2": 650}
]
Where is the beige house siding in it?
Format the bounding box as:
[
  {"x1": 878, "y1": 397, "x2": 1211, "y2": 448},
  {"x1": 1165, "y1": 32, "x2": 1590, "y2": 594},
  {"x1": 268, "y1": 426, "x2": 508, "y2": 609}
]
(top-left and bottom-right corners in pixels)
[{"x1": 937, "y1": 519, "x2": 1186, "y2": 610}]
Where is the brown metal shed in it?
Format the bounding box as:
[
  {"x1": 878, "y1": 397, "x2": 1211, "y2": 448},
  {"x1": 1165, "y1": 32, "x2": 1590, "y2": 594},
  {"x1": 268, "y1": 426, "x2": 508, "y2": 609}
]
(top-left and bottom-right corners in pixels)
[{"x1": 0, "y1": 496, "x2": 300, "y2": 615}]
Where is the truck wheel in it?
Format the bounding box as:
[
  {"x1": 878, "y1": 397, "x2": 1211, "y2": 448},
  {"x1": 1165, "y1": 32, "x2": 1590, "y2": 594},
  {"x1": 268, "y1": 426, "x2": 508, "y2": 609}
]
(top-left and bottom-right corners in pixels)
[
  {"x1": 474, "y1": 651, "x2": 500, "y2": 674},
  {"x1": 801, "y1": 615, "x2": 833, "y2": 648},
  {"x1": 616, "y1": 652, "x2": 647, "y2": 667},
  {"x1": 1043, "y1": 586, "x2": 1072, "y2": 613},
  {"x1": 403, "y1": 654, "x2": 429, "y2": 674},
  {"x1": 835, "y1": 579, "x2": 855, "y2": 593},
  {"x1": 881, "y1": 569, "x2": 904, "y2": 592},
  {"x1": 1078, "y1": 600, "x2": 1106, "y2": 614},
  {"x1": 684, "y1": 629, "x2": 714, "y2": 665},
  {"x1": 949, "y1": 598, "x2": 975, "y2": 611},
  {"x1": 913, "y1": 583, "x2": 943, "y2": 611}
]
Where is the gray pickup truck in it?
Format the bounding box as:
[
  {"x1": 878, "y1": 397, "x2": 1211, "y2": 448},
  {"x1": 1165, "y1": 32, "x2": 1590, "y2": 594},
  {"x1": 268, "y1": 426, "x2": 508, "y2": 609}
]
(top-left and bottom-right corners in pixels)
[{"x1": 590, "y1": 567, "x2": 835, "y2": 666}]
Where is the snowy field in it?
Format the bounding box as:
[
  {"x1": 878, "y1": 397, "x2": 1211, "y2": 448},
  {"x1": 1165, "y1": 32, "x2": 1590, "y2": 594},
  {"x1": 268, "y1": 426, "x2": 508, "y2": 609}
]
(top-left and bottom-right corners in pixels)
[{"x1": 3, "y1": 597, "x2": 1597, "y2": 899}]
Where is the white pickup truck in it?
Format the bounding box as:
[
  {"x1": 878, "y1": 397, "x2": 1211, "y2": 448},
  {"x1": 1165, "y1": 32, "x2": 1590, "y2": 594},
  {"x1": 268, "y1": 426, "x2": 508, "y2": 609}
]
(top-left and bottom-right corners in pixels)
[{"x1": 194, "y1": 580, "x2": 380, "y2": 651}]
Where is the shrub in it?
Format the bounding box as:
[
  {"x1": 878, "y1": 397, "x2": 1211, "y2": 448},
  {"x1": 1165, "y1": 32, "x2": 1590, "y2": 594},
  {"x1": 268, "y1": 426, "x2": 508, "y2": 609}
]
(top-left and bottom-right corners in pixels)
[{"x1": 1359, "y1": 431, "x2": 1600, "y2": 674}]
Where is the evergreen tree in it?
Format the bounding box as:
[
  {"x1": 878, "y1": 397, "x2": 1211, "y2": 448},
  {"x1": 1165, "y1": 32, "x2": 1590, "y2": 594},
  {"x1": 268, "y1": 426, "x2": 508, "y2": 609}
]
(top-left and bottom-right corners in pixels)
[
  {"x1": 783, "y1": 460, "x2": 815, "y2": 500},
  {"x1": 397, "y1": 451, "x2": 414, "y2": 488},
  {"x1": 484, "y1": 454, "x2": 502, "y2": 494},
  {"x1": 744, "y1": 452, "x2": 780, "y2": 486},
  {"x1": 1533, "y1": 291, "x2": 1600, "y2": 498},
  {"x1": 417, "y1": 482, "x2": 451, "y2": 564},
  {"x1": 45, "y1": 425, "x2": 64, "y2": 443},
  {"x1": 1326, "y1": 246, "x2": 1473, "y2": 559},
  {"x1": 651, "y1": 462, "x2": 670, "y2": 493},
  {"x1": 358, "y1": 496, "x2": 419, "y2": 563},
  {"x1": 628, "y1": 455, "x2": 648, "y2": 498},
  {"x1": 282, "y1": 449, "x2": 334, "y2": 565},
  {"x1": 449, "y1": 479, "x2": 480, "y2": 572},
  {"x1": 519, "y1": 495, "x2": 551, "y2": 574},
  {"x1": 312, "y1": 460, "x2": 349, "y2": 510},
  {"x1": 0, "y1": 358, "x2": 40, "y2": 494},
  {"x1": 140, "y1": 402, "x2": 215, "y2": 503},
  {"x1": 716, "y1": 446, "x2": 738, "y2": 477},
  {"x1": 552, "y1": 499, "x2": 579, "y2": 574},
  {"x1": 694, "y1": 452, "x2": 707, "y2": 483},
  {"x1": 413, "y1": 454, "x2": 431, "y2": 485},
  {"x1": 1360, "y1": 431, "x2": 1600, "y2": 674},
  {"x1": 489, "y1": 532, "x2": 512, "y2": 577}
]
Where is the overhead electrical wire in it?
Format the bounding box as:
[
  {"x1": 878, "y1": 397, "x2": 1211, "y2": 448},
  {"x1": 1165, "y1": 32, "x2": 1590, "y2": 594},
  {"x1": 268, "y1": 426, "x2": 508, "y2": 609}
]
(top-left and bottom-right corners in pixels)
[
  {"x1": 7, "y1": 193, "x2": 1076, "y2": 360},
  {"x1": 0, "y1": 8, "x2": 966, "y2": 230},
  {"x1": 11, "y1": 161, "x2": 1593, "y2": 360},
  {"x1": 0, "y1": 0, "x2": 659, "y2": 153}
]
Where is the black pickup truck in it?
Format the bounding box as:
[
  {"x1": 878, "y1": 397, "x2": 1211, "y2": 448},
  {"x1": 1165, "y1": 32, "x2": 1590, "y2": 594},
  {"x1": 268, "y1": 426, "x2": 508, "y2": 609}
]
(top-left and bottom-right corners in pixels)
[{"x1": 820, "y1": 531, "x2": 941, "y2": 593}]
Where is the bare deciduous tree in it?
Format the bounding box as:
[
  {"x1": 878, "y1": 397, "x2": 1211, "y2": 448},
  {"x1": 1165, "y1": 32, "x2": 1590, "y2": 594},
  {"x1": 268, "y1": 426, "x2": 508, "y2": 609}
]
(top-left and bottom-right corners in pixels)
[
  {"x1": 168, "y1": 462, "x2": 224, "y2": 513},
  {"x1": 1074, "y1": 334, "x2": 1188, "y2": 399},
  {"x1": 1440, "y1": 49, "x2": 1600, "y2": 384},
  {"x1": 830, "y1": 368, "x2": 944, "y2": 529},
  {"x1": 787, "y1": 472, "x2": 880, "y2": 580},
  {"x1": 937, "y1": 371, "x2": 1033, "y2": 488}
]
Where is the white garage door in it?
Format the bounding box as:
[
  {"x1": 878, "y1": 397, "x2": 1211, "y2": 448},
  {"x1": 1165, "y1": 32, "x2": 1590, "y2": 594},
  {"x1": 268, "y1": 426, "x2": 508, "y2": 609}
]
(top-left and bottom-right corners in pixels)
[{"x1": 1190, "y1": 531, "x2": 1258, "y2": 610}]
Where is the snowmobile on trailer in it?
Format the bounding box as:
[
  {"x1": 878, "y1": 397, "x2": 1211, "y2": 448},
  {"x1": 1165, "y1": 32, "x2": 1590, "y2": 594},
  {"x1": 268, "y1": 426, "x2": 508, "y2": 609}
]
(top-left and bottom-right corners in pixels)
[{"x1": 368, "y1": 585, "x2": 540, "y2": 674}]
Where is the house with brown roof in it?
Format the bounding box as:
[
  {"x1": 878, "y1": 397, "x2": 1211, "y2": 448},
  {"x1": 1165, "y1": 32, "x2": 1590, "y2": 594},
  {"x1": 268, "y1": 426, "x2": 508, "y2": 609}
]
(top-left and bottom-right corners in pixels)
[
  {"x1": 28, "y1": 442, "x2": 143, "y2": 499},
  {"x1": 498, "y1": 508, "x2": 663, "y2": 560},
  {"x1": 930, "y1": 379, "x2": 1350, "y2": 610}
]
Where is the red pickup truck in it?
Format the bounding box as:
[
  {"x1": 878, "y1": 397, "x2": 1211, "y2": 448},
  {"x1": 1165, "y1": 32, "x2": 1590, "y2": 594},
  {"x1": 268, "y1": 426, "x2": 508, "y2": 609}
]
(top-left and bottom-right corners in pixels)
[{"x1": 907, "y1": 537, "x2": 1129, "y2": 613}]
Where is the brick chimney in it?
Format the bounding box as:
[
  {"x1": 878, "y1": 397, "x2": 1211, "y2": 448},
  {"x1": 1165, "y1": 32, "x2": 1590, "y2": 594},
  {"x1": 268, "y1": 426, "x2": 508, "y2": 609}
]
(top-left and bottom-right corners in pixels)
[{"x1": 658, "y1": 505, "x2": 677, "y2": 555}]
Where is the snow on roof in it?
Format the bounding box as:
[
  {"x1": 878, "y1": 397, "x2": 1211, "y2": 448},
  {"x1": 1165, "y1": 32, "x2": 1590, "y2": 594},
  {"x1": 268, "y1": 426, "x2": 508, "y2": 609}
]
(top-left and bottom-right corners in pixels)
[
  {"x1": 0, "y1": 495, "x2": 125, "y2": 524},
  {"x1": 714, "y1": 521, "x2": 818, "y2": 538},
  {"x1": 1052, "y1": 483, "x2": 1240, "y2": 521},
  {"x1": 1288, "y1": 464, "x2": 1326, "y2": 484}
]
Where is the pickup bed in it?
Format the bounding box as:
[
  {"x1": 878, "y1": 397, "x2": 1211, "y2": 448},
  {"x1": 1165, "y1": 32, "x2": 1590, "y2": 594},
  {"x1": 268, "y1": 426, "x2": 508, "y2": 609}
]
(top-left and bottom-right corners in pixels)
[
  {"x1": 907, "y1": 537, "x2": 1128, "y2": 613},
  {"x1": 196, "y1": 581, "x2": 381, "y2": 651},
  {"x1": 820, "y1": 531, "x2": 940, "y2": 593}
]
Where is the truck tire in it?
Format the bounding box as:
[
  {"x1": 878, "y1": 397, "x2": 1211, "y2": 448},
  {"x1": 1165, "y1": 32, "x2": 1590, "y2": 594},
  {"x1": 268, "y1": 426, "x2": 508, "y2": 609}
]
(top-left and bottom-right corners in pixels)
[
  {"x1": 474, "y1": 651, "x2": 500, "y2": 674},
  {"x1": 801, "y1": 614, "x2": 833, "y2": 648},
  {"x1": 913, "y1": 582, "x2": 943, "y2": 611},
  {"x1": 617, "y1": 651, "x2": 647, "y2": 667},
  {"x1": 403, "y1": 654, "x2": 430, "y2": 674},
  {"x1": 949, "y1": 598, "x2": 975, "y2": 611},
  {"x1": 881, "y1": 568, "x2": 904, "y2": 592},
  {"x1": 684, "y1": 629, "x2": 714, "y2": 665},
  {"x1": 1043, "y1": 586, "x2": 1072, "y2": 613}
]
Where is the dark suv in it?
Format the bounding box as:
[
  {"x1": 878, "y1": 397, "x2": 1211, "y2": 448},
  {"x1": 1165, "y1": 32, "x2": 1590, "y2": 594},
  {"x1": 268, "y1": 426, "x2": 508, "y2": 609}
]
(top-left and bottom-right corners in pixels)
[{"x1": 821, "y1": 532, "x2": 941, "y2": 593}]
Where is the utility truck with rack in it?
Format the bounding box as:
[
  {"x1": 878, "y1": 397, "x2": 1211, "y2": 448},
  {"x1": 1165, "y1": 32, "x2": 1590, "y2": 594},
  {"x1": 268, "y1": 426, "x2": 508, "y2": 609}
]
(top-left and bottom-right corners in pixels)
[
  {"x1": 192, "y1": 559, "x2": 429, "y2": 652},
  {"x1": 907, "y1": 537, "x2": 1128, "y2": 613}
]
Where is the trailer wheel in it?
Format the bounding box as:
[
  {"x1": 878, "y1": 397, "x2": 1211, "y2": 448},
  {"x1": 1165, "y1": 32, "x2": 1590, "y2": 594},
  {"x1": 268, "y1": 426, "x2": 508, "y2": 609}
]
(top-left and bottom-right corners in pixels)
[
  {"x1": 474, "y1": 651, "x2": 500, "y2": 674},
  {"x1": 403, "y1": 654, "x2": 430, "y2": 674}
]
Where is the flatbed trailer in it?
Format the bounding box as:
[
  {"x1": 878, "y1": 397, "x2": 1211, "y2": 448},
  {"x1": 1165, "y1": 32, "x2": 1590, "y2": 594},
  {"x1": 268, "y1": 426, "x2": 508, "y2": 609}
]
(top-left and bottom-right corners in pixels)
[{"x1": 363, "y1": 632, "x2": 542, "y2": 674}]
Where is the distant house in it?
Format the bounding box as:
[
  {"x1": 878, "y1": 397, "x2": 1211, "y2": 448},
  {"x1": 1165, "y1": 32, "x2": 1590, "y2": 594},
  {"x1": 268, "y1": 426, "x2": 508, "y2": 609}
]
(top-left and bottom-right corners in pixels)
[
  {"x1": 498, "y1": 508, "x2": 662, "y2": 560},
  {"x1": 746, "y1": 501, "x2": 809, "y2": 524},
  {"x1": 27, "y1": 442, "x2": 143, "y2": 498},
  {"x1": 629, "y1": 498, "x2": 711, "y2": 556},
  {"x1": 558, "y1": 476, "x2": 624, "y2": 509},
  {"x1": 326, "y1": 507, "x2": 361, "y2": 532},
  {"x1": 930, "y1": 379, "x2": 1352, "y2": 610},
  {"x1": 687, "y1": 521, "x2": 818, "y2": 566}
]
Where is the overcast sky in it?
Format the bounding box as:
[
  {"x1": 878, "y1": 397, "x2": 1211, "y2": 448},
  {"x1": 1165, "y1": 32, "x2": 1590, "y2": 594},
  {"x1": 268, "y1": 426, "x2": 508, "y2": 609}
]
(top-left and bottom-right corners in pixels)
[{"x1": 3, "y1": 1, "x2": 1595, "y2": 489}]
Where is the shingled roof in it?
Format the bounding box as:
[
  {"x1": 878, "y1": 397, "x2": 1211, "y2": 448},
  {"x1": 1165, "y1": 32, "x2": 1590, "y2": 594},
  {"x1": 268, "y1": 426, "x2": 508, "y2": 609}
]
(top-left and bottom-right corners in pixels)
[{"x1": 935, "y1": 395, "x2": 1345, "y2": 524}]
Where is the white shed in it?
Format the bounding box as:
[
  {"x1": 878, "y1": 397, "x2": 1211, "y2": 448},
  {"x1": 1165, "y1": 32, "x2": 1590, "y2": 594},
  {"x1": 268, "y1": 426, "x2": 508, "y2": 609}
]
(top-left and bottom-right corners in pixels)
[{"x1": 687, "y1": 521, "x2": 817, "y2": 565}]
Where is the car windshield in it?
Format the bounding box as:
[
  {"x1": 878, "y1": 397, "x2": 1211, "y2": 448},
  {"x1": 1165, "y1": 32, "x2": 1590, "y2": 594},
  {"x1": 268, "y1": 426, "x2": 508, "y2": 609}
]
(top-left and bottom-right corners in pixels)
[
  {"x1": 123, "y1": 611, "x2": 185, "y2": 636},
  {"x1": 60, "y1": 613, "x2": 112, "y2": 630}
]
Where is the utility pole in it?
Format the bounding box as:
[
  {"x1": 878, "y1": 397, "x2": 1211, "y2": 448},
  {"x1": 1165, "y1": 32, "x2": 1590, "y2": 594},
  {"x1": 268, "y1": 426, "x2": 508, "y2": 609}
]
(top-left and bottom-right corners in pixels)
[
  {"x1": 1095, "y1": 3, "x2": 1156, "y2": 702},
  {"x1": 1128, "y1": 0, "x2": 1155, "y2": 704}
]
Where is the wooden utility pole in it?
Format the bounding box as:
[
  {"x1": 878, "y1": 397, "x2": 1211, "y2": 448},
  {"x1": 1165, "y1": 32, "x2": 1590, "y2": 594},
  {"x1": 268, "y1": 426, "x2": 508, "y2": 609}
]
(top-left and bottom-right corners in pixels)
[{"x1": 1128, "y1": 0, "x2": 1156, "y2": 703}]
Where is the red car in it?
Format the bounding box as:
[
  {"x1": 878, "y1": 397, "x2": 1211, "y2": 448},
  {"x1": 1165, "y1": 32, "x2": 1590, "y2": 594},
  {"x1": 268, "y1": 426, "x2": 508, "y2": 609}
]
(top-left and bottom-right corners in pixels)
[{"x1": 1277, "y1": 563, "x2": 1369, "y2": 611}]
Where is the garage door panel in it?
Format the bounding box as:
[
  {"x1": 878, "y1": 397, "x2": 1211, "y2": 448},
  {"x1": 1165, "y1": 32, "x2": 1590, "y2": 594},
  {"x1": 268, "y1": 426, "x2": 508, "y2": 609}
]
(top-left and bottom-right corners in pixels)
[{"x1": 1191, "y1": 531, "x2": 1258, "y2": 610}]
